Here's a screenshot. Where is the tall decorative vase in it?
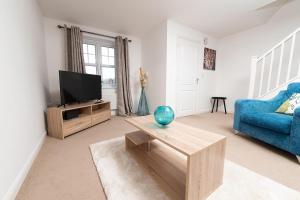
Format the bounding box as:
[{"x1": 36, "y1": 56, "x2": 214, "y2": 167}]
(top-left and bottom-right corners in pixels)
[{"x1": 137, "y1": 87, "x2": 150, "y2": 116}]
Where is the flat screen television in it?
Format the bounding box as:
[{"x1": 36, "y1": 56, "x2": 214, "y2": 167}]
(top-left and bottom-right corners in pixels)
[{"x1": 59, "y1": 70, "x2": 102, "y2": 105}]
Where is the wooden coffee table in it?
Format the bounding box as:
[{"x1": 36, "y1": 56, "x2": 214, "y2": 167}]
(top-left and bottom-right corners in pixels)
[{"x1": 125, "y1": 115, "x2": 226, "y2": 200}]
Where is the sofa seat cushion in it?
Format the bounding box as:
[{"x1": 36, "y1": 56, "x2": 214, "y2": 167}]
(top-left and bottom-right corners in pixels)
[{"x1": 240, "y1": 112, "x2": 292, "y2": 135}]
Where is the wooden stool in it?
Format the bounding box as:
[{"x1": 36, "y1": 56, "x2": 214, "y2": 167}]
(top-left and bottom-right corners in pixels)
[{"x1": 211, "y1": 97, "x2": 227, "y2": 114}]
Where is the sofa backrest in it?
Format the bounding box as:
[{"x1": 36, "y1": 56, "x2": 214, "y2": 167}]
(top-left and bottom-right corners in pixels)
[{"x1": 287, "y1": 82, "x2": 300, "y2": 95}]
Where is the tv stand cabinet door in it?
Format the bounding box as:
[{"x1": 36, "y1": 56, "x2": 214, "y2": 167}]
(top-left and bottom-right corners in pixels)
[
  {"x1": 92, "y1": 110, "x2": 111, "y2": 125},
  {"x1": 47, "y1": 108, "x2": 64, "y2": 139},
  {"x1": 63, "y1": 116, "x2": 92, "y2": 137}
]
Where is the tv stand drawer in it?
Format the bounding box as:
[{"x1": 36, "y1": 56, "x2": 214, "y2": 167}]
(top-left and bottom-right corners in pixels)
[
  {"x1": 63, "y1": 116, "x2": 91, "y2": 136},
  {"x1": 92, "y1": 110, "x2": 111, "y2": 126}
]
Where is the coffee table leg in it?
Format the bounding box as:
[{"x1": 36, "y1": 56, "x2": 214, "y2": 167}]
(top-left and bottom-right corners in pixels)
[
  {"x1": 185, "y1": 139, "x2": 226, "y2": 200},
  {"x1": 186, "y1": 152, "x2": 201, "y2": 200},
  {"x1": 125, "y1": 137, "x2": 135, "y2": 150}
]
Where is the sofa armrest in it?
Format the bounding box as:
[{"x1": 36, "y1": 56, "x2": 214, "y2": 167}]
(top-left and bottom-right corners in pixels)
[
  {"x1": 290, "y1": 107, "x2": 300, "y2": 155},
  {"x1": 233, "y1": 91, "x2": 287, "y2": 131},
  {"x1": 294, "y1": 107, "x2": 300, "y2": 118},
  {"x1": 291, "y1": 107, "x2": 300, "y2": 138}
]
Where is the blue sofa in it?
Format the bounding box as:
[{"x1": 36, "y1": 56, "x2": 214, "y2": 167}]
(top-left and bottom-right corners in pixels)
[{"x1": 233, "y1": 82, "x2": 300, "y2": 162}]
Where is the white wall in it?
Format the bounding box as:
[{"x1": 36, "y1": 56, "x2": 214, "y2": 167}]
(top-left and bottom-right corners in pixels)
[
  {"x1": 142, "y1": 22, "x2": 167, "y2": 112},
  {"x1": 43, "y1": 18, "x2": 142, "y2": 111},
  {"x1": 141, "y1": 20, "x2": 218, "y2": 114},
  {"x1": 166, "y1": 20, "x2": 218, "y2": 113},
  {"x1": 0, "y1": 0, "x2": 48, "y2": 199},
  {"x1": 216, "y1": 0, "x2": 300, "y2": 112}
]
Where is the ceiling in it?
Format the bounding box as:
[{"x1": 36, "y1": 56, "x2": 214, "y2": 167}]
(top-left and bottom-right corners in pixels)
[{"x1": 37, "y1": 0, "x2": 292, "y2": 38}]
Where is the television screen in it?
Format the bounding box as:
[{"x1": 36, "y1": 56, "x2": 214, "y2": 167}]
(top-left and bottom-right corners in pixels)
[{"x1": 59, "y1": 71, "x2": 102, "y2": 105}]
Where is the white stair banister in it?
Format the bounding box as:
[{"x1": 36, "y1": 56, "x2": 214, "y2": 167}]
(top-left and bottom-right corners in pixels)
[
  {"x1": 258, "y1": 58, "x2": 266, "y2": 96},
  {"x1": 267, "y1": 50, "x2": 274, "y2": 91},
  {"x1": 248, "y1": 56, "x2": 258, "y2": 98},
  {"x1": 249, "y1": 27, "x2": 300, "y2": 99},
  {"x1": 286, "y1": 34, "x2": 296, "y2": 82},
  {"x1": 276, "y1": 43, "x2": 285, "y2": 87}
]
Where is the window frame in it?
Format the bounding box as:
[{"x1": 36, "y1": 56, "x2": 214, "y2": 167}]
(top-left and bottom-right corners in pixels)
[
  {"x1": 83, "y1": 42, "x2": 98, "y2": 75},
  {"x1": 83, "y1": 36, "x2": 116, "y2": 89}
]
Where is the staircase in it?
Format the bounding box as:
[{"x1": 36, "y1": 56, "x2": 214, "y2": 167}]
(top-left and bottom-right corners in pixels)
[{"x1": 248, "y1": 27, "x2": 300, "y2": 99}]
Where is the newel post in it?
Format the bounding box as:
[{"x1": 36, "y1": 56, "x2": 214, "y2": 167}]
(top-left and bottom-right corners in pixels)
[{"x1": 248, "y1": 56, "x2": 258, "y2": 98}]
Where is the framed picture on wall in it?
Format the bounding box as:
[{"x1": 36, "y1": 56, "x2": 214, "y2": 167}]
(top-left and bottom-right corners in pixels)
[{"x1": 203, "y1": 47, "x2": 216, "y2": 70}]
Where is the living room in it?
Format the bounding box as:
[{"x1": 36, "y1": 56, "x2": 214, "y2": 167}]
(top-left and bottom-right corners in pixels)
[{"x1": 1, "y1": 0, "x2": 300, "y2": 199}]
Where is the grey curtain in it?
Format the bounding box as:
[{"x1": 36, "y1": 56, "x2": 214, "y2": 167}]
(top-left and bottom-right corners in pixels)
[
  {"x1": 64, "y1": 25, "x2": 85, "y2": 73},
  {"x1": 116, "y1": 36, "x2": 133, "y2": 116}
]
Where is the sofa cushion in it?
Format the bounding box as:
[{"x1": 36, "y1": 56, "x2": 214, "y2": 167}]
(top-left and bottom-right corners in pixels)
[
  {"x1": 240, "y1": 112, "x2": 292, "y2": 135},
  {"x1": 276, "y1": 93, "x2": 300, "y2": 115}
]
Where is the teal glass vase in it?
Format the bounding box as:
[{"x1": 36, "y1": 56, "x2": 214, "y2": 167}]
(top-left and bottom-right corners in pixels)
[
  {"x1": 154, "y1": 106, "x2": 175, "y2": 126},
  {"x1": 137, "y1": 87, "x2": 150, "y2": 116}
]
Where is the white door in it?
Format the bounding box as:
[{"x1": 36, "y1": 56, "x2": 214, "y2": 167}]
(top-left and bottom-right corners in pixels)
[{"x1": 176, "y1": 38, "x2": 201, "y2": 117}]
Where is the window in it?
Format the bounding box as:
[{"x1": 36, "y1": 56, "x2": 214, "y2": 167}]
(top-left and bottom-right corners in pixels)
[
  {"x1": 101, "y1": 47, "x2": 115, "y2": 65},
  {"x1": 83, "y1": 44, "x2": 97, "y2": 75},
  {"x1": 83, "y1": 37, "x2": 116, "y2": 88},
  {"x1": 100, "y1": 47, "x2": 116, "y2": 87}
]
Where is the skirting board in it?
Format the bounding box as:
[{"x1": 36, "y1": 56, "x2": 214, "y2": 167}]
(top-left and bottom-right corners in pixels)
[
  {"x1": 197, "y1": 109, "x2": 233, "y2": 115},
  {"x1": 199, "y1": 108, "x2": 211, "y2": 114},
  {"x1": 199, "y1": 109, "x2": 233, "y2": 115},
  {"x1": 111, "y1": 109, "x2": 117, "y2": 116},
  {"x1": 3, "y1": 133, "x2": 46, "y2": 200}
]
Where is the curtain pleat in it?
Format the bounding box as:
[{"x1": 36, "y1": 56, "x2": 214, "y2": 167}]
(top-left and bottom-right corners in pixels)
[
  {"x1": 116, "y1": 36, "x2": 133, "y2": 116},
  {"x1": 64, "y1": 25, "x2": 85, "y2": 73}
]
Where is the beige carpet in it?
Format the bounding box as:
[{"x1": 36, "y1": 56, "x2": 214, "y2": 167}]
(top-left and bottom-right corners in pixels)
[
  {"x1": 90, "y1": 137, "x2": 300, "y2": 200},
  {"x1": 16, "y1": 113, "x2": 300, "y2": 200}
]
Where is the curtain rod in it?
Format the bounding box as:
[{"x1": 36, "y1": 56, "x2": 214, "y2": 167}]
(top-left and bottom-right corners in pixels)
[{"x1": 57, "y1": 25, "x2": 132, "y2": 42}]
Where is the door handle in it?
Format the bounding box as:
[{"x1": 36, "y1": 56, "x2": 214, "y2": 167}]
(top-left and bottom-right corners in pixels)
[{"x1": 195, "y1": 78, "x2": 199, "y2": 84}]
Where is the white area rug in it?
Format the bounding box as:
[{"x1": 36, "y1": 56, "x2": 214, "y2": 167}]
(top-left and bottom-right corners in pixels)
[{"x1": 90, "y1": 137, "x2": 300, "y2": 200}]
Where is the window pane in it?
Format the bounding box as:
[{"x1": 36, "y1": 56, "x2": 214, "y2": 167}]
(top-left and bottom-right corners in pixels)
[
  {"x1": 83, "y1": 44, "x2": 88, "y2": 53},
  {"x1": 109, "y1": 48, "x2": 114, "y2": 56},
  {"x1": 84, "y1": 54, "x2": 88, "y2": 63},
  {"x1": 88, "y1": 45, "x2": 95, "y2": 54},
  {"x1": 101, "y1": 47, "x2": 108, "y2": 56},
  {"x1": 108, "y1": 57, "x2": 115, "y2": 65},
  {"x1": 88, "y1": 54, "x2": 96, "y2": 64},
  {"x1": 102, "y1": 56, "x2": 109, "y2": 65},
  {"x1": 102, "y1": 67, "x2": 116, "y2": 87},
  {"x1": 85, "y1": 66, "x2": 97, "y2": 75}
]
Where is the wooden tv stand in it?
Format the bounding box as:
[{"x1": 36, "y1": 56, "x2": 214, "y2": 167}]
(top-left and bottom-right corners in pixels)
[{"x1": 47, "y1": 101, "x2": 111, "y2": 139}]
